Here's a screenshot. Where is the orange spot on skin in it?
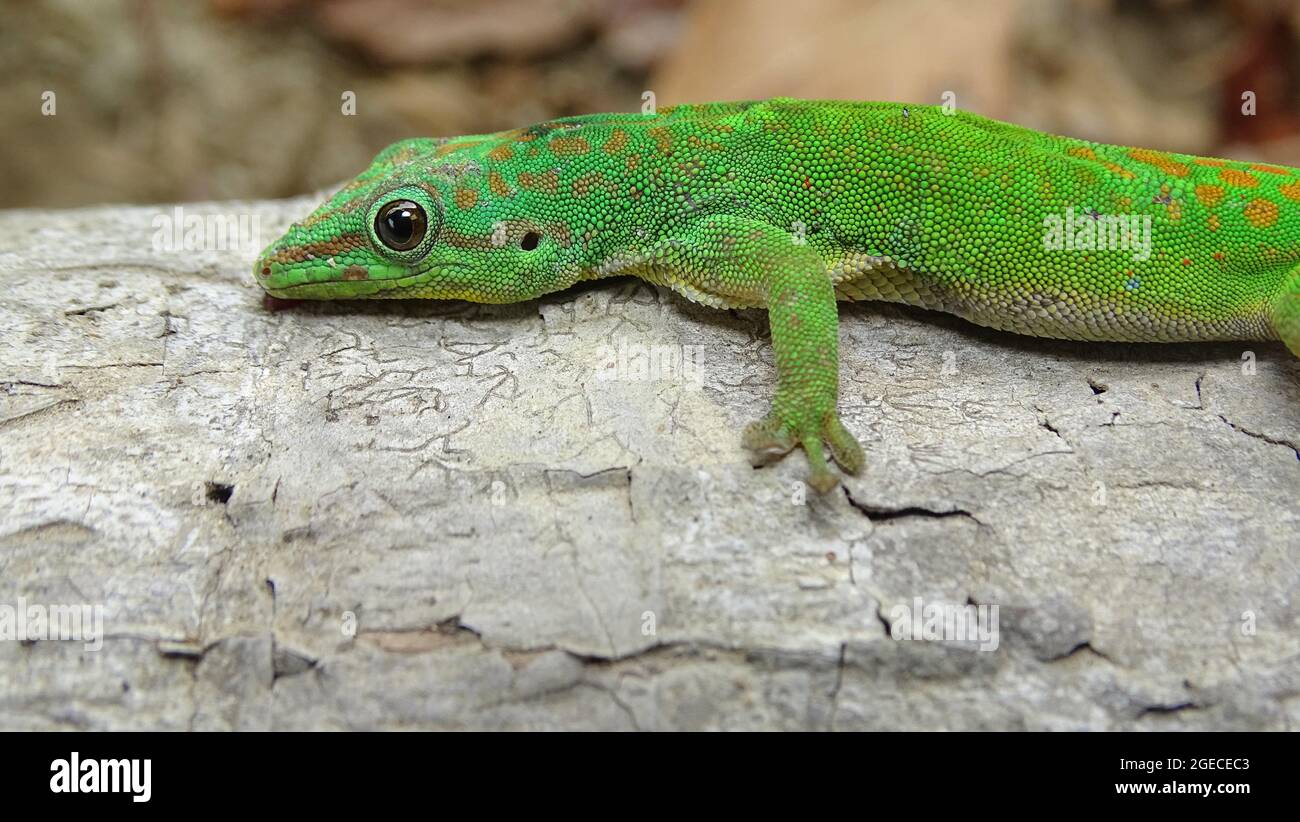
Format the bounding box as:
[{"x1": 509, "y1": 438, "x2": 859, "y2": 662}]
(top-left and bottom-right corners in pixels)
[
  {"x1": 1219, "y1": 168, "x2": 1258, "y2": 188},
  {"x1": 342, "y1": 265, "x2": 369, "y2": 281},
  {"x1": 1249, "y1": 163, "x2": 1291, "y2": 175},
  {"x1": 1207, "y1": 213, "x2": 1221, "y2": 232},
  {"x1": 1068, "y1": 146, "x2": 1098, "y2": 160},
  {"x1": 1182, "y1": 258, "x2": 1192, "y2": 266},
  {"x1": 1279, "y1": 181, "x2": 1300, "y2": 203},
  {"x1": 487, "y1": 144, "x2": 514, "y2": 162},
  {"x1": 488, "y1": 171, "x2": 511, "y2": 198},
  {"x1": 549, "y1": 136, "x2": 590, "y2": 156},
  {"x1": 1167, "y1": 200, "x2": 1183, "y2": 221},
  {"x1": 1195, "y1": 184, "x2": 1225, "y2": 208},
  {"x1": 625, "y1": 154, "x2": 640, "y2": 171},
  {"x1": 648, "y1": 126, "x2": 673, "y2": 156},
  {"x1": 518, "y1": 171, "x2": 559, "y2": 195},
  {"x1": 571, "y1": 172, "x2": 606, "y2": 197},
  {"x1": 453, "y1": 188, "x2": 478, "y2": 209},
  {"x1": 1101, "y1": 161, "x2": 1135, "y2": 180},
  {"x1": 1213, "y1": 251, "x2": 1226, "y2": 261},
  {"x1": 603, "y1": 129, "x2": 629, "y2": 155},
  {"x1": 1195, "y1": 158, "x2": 1228, "y2": 167},
  {"x1": 1129, "y1": 148, "x2": 1188, "y2": 177},
  {"x1": 1244, "y1": 198, "x2": 1279, "y2": 228}
]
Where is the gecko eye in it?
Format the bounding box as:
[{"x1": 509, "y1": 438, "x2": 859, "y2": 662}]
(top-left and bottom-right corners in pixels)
[
  {"x1": 520, "y1": 231, "x2": 541, "y2": 251},
  {"x1": 375, "y1": 200, "x2": 427, "y2": 251}
]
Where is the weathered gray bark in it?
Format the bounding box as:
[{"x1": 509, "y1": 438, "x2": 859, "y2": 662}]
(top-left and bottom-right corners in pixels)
[{"x1": 1, "y1": 198, "x2": 1297, "y2": 730}]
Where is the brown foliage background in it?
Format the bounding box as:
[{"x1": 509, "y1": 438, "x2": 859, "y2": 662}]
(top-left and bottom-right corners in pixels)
[{"x1": 4, "y1": 0, "x2": 1299, "y2": 208}]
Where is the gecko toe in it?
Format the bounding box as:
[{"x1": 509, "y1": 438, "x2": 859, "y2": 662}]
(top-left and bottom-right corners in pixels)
[
  {"x1": 800, "y1": 436, "x2": 841, "y2": 493},
  {"x1": 742, "y1": 416, "x2": 797, "y2": 465},
  {"x1": 825, "y1": 417, "x2": 865, "y2": 475}
]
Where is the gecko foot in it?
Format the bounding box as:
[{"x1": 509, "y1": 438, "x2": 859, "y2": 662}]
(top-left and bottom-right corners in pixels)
[{"x1": 742, "y1": 411, "x2": 864, "y2": 493}]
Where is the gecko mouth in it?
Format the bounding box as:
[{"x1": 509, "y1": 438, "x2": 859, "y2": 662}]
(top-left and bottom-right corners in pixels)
[{"x1": 254, "y1": 258, "x2": 471, "y2": 299}]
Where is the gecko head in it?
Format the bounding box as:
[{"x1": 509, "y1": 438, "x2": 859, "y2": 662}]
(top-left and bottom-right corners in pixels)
[{"x1": 255, "y1": 138, "x2": 576, "y2": 303}]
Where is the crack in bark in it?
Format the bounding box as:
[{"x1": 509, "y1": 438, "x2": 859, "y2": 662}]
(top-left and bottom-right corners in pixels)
[
  {"x1": 64, "y1": 302, "x2": 120, "y2": 316},
  {"x1": 1137, "y1": 700, "x2": 1201, "y2": 718},
  {"x1": 843, "y1": 486, "x2": 983, "y2": 526},
  {"x1": 578, "y1": 681, "x2": 642, "y2": 730},
  {"x1": 0, "y1": 396, "x2": 82, "y2": 429},
  {"x1": 1056, "y1": 640, "x2": 1118, "y2": 666},
  {"x1": 1215, "y1": 414, "x2": 1300, "y2": 460},
  {"x1": 875, "y1": 602, "x2": 894, "y2": 639},
  {"x1": 825, "y1": 641, "x2": 848, "y2": 731}
]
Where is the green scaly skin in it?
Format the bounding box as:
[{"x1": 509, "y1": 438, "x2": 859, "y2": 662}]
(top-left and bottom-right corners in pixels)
[{"x1": 255, "y1": 99, "x2": 1300, "y2": 492}]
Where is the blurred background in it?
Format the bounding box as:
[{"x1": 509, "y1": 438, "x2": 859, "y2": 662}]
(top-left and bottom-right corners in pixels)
[{"x1": 4, "y1": 0, "x2": 1300, "y2": 209}]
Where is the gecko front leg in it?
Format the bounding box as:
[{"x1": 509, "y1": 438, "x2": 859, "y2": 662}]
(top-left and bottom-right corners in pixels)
[{"x1": 669, "y1": 215, "x2": 864, "y2": 492}]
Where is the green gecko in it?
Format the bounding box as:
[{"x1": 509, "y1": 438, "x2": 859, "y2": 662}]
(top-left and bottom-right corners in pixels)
[{"x1": 255, "y1": 99, "x2": 1300, "y2": 492}]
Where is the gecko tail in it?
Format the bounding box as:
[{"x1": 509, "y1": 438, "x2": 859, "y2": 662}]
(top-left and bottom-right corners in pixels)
[{"x1": 1273, "y1": 265, "x2": 1300, "y2": 359}]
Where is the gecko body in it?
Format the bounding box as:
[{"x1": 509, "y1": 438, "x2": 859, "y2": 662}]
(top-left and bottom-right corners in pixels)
[{"x1": 257, "y1": 99, "x2": 1300, "y2": 490}]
